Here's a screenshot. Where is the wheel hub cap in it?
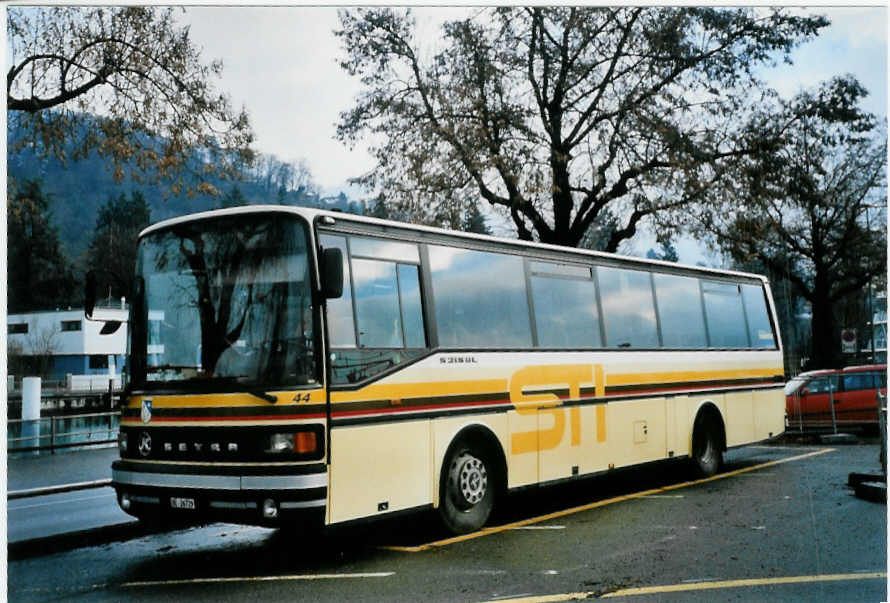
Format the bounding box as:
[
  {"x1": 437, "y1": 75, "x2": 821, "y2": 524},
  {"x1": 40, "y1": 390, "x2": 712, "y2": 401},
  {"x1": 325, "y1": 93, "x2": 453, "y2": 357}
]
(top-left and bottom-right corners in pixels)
[{"x1": 456, "y1": 455, "x2": 487, "y2": 506}]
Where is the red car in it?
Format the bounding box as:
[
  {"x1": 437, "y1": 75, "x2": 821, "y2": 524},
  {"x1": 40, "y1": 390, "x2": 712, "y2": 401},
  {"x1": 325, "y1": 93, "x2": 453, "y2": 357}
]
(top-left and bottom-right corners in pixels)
[{"x1": 785, "y1": 364, "x2": 887, "y2": 431}]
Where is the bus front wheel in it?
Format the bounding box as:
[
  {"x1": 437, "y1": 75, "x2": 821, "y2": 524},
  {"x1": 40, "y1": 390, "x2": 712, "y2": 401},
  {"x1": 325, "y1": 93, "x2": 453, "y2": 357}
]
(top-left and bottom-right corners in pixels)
[
  {"x1": 439, "y1": 439, "x2": 495, "y2": 534},
  {"x1": 691, "y1": 416, "x2": 723, "y2": 478}
]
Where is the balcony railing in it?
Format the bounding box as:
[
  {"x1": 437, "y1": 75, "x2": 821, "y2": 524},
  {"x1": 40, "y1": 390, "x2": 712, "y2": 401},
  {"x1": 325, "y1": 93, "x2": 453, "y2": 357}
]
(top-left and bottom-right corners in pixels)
[{"x1": 7, "y1": 411, "x2": 118, "y2": 454}]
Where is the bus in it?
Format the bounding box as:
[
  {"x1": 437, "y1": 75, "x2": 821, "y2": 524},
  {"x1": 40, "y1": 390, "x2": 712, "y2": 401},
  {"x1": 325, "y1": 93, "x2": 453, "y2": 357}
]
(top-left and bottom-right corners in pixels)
[{"x1": 90, "y1": 205, "x2": 785, "y2": 535}]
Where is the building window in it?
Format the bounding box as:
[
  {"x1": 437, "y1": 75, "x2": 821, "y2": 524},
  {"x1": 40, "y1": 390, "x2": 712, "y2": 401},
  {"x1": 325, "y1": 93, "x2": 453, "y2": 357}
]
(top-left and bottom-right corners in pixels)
[
  {"x1": 89, "y1": 355, "x2": 109, "y2": 370},
  {"x1": 8, "y1": 323, "x2": 28, "y2": 334},
  {"x1": 61, "y1": 320, "x2": 82, "y2": 332}
]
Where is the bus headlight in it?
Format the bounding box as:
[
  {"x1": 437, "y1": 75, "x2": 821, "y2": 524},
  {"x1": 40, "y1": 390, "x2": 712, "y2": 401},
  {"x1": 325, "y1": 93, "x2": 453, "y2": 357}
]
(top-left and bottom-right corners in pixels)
[
  {"x1": 264, "y1": 431, "x2": 319, "y2": 456},
  {"x1": 118, "y1": 431, "x2": 128, "y2": 453}
]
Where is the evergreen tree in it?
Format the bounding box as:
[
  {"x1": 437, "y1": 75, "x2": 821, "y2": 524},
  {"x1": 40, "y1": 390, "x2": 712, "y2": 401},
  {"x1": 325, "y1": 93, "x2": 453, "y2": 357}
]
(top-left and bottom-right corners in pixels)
[
  {"x1": 221, "y1": 185, "x2": 247, "y2": 208},
  {"x1": 370, "y1": 195, "x2": 390, "y2": 219},
  {"x1": 462, "y1": 204, "x2": 491, "y2": 235},
  {"x1": 86, "y1": 191, "x2": 152, "y2": 304},
  {"x1": 645, "y1": 241, "x2": 679, "y2": 262},
  {"x1": 7, "y1": 179, "x2": 77, "y2": 312}
]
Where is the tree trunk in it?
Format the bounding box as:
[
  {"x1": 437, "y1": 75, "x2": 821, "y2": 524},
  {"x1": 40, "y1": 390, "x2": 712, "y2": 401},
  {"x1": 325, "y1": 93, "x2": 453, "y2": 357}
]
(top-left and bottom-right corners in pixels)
[{"x1": 809, "y1": 280, "x2": 840, "y2": 370}]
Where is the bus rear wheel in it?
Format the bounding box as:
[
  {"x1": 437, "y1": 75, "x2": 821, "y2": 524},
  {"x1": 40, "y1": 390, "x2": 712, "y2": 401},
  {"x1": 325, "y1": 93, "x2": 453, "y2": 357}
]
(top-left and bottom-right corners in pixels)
[
  {"x1": 439, "y1": 440, "x2": 495, "y2": 534},
  {"x1": 691, "y1": 416, "x2": 723, "y2": 478}
]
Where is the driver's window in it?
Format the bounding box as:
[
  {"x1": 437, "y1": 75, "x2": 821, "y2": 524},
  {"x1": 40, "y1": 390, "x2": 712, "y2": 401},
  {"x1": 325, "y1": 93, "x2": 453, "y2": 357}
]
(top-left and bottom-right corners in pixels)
[{"x1": 321, "y1": 233, "x2": 428, "y2": 385}]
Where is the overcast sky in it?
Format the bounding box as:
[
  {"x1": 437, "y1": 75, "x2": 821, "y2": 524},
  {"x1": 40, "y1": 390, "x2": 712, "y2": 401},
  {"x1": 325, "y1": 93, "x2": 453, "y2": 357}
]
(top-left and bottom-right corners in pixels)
[{"x1": 181, "y1": 6, "x2": 887, "y2": 196}]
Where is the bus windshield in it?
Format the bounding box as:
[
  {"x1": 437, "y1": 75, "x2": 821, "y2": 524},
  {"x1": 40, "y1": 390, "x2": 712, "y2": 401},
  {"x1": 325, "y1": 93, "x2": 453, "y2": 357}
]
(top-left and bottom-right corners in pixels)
[{"x1": 129, "y1": 213, "x2": 317, "y2": 390}]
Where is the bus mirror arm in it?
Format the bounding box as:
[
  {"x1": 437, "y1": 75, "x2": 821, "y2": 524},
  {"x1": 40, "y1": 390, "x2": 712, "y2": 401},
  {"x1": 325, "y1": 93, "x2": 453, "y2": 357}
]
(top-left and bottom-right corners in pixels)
[
  {"x1": 84, "y1": 269, "x2": 128, "y2": 335},
  {"x1": 321, "y1": 247, "x2": 344, "y2": 299},
  {"x1": 85, "y1": 270, "x2": 97, "y2": 319}
]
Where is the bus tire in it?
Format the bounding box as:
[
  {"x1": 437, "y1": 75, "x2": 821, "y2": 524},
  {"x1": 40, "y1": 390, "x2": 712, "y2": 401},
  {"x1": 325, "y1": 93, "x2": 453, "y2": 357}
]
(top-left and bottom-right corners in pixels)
[
  {"x1": 691, "y1": 414, "x2": 723, "y2": 478},
  {"x1": 439, "y1": 438, "x2": 496, "y2": 534}
]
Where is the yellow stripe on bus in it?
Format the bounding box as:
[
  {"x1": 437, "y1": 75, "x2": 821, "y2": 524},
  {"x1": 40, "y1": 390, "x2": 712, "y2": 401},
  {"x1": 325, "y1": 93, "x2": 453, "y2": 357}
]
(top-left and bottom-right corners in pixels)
[
  {"x1": 330, "y1": 378, "x2": 510, "y2": 404},
  {"x1": 123, "y1": 390, "x2": 326, "y2": 408},
  {"x1": 606, "y1": 367, "x2": 780, "y2": 387},
  {"x1": 124, "y1": 365, "x2": 781, "y2": 409}
]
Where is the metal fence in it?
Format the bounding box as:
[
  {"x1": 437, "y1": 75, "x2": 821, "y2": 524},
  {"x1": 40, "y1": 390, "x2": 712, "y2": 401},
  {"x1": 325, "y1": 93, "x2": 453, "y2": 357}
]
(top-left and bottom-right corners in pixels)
[{"x1": 7, "y1": 411, "x2": 119, "y2": 454}]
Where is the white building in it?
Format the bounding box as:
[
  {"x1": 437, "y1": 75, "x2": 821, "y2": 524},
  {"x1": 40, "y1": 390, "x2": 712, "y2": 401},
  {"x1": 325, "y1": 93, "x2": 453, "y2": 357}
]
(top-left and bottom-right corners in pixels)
[
  {"x1": 863, "y1": 289, "x2": 887, "y2": 364},
  {"x1": 8, "y1": 305, "x2": 129, "y2": 383}
]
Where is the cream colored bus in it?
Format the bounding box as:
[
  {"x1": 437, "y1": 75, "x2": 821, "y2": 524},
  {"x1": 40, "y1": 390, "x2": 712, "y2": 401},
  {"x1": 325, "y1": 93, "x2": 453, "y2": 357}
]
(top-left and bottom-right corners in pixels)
[{"x1": 96, "y1": 206, "x2": 785, "y2": 534}]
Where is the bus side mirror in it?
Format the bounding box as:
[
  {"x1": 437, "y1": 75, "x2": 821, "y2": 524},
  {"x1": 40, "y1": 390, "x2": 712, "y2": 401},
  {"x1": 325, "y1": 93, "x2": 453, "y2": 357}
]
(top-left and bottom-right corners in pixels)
[
  {"x1": 322, "y1": 247, "x2": 344, "y2": 299},
  {"x1": 100, "y1": 321, "x2": 123, "y2": 335},
  {"x1": 85, "y1": 270, "x2": 97, "y2": 319}
]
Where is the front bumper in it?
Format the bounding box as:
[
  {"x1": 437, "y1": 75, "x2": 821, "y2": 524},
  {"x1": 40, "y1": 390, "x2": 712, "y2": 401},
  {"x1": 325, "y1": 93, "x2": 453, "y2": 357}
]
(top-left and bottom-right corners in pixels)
[{"x1": 111, "y1": 460, "x2": 327, "y2": 526}]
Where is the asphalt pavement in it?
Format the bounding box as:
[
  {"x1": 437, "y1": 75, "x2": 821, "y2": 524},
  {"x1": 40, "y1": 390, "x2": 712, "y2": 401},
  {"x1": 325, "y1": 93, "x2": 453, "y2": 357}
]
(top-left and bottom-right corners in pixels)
[
  {"x1": 7, "y1": 441, "x2": 887, "y2": 602},
  {"x1": 8, "y1": 446, "x2": 118, "y2": 491},
  {"x1": 7, "y1": 446, "x2": 140, "y2": 554}
]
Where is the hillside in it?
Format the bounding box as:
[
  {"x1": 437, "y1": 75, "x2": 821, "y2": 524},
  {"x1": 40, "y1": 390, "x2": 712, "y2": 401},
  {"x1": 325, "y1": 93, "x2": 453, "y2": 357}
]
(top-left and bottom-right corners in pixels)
[{"x1": 7, "y1": 122, "x2": 365, "y2": 262}]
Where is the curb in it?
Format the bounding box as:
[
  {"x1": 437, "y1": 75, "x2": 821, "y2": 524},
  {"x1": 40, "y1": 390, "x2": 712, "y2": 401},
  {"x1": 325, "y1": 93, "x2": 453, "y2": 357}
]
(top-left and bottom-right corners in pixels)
[
  {"x1": 8, "y1": 520, "x2": 157, "y2": 560},
  {"x1": 818, "y1": 433, "x2": 859, "y2": 445},
  {"x1": 8, "y1": 479, "x2": 113, "y2": 500}
]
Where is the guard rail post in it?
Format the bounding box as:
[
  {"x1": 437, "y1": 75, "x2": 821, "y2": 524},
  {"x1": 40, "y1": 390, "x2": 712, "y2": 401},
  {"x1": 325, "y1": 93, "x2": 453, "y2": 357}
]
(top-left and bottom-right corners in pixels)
[
  {"x1": 878, "y1": 391, "x2": 886, "y2": 477},
  {"x1": 829, "y1": 387, "x2": 838, "y2": 435}
]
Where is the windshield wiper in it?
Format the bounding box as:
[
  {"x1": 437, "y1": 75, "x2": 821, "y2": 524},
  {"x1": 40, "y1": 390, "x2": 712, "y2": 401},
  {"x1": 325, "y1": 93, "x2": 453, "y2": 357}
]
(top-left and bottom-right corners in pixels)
[
  {"x1": 248, "y1": 389, "x2": 277, "y2": 404},
  {"x1": 145, "y1": 371, "x2": 279, "y2": 403}
]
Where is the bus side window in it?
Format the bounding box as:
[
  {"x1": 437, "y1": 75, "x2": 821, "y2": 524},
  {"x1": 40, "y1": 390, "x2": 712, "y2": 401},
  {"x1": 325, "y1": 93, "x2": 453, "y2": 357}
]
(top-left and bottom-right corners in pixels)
[
  {"x1": 429, "y1": 246, "x2": 532, "y2": 349},
  {"x1": 529, "y1": 264, "x2": 601, "y2": 348},
  {"x1": 319, "y1": 234, "x2": 357, "y2": 348},
  {"x1": 702, "y1": 282, "x2": 748, "y2": 348},
  {"x1": 597, "y1": 266, "x2": 659, "y2": 349},
  {"x1": 653, "y1": 273, "x2": 707, "y2": 348},
  {"x1": 741, "y1": 284, "x2": 776, "y2": 349},
  {"x1": 353, "y1": 259, "x2": 403, "y2": 348},
  {"x1": 398, "y1": 264, "x2": 426, "y2": 348}
]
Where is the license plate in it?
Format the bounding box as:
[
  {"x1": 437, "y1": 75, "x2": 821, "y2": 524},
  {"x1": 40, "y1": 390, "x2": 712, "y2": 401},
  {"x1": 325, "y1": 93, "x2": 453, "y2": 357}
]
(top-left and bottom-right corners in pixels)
[{"x1": 170, "y1": 497, "x2": 196, "y2": 510}]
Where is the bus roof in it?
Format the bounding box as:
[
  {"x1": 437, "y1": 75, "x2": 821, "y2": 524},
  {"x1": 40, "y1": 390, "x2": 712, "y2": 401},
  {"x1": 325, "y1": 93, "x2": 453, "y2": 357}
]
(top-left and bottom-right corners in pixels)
[{"x1": 139, "y1": 204, "x2": 769, "y2": 284}]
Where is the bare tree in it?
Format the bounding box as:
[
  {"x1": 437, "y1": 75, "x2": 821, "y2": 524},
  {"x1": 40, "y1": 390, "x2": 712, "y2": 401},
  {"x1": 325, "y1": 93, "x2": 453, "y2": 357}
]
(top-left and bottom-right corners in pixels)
[
  {"x1": 336, "y1": 7, "x2": 827, "y2": 249},
  {"x1": 26, "y1": 325, "x2": 61, "y2": 379}
]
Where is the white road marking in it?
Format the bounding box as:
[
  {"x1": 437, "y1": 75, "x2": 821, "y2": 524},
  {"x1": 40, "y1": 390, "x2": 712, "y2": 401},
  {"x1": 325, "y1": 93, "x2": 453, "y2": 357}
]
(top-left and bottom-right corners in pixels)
[
  {"x1": 509, "y1": 525, "x2": 566, "y2": 530},
  {"x1": 123, "y1": 572, "x2": 395, "y2": 587}
]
